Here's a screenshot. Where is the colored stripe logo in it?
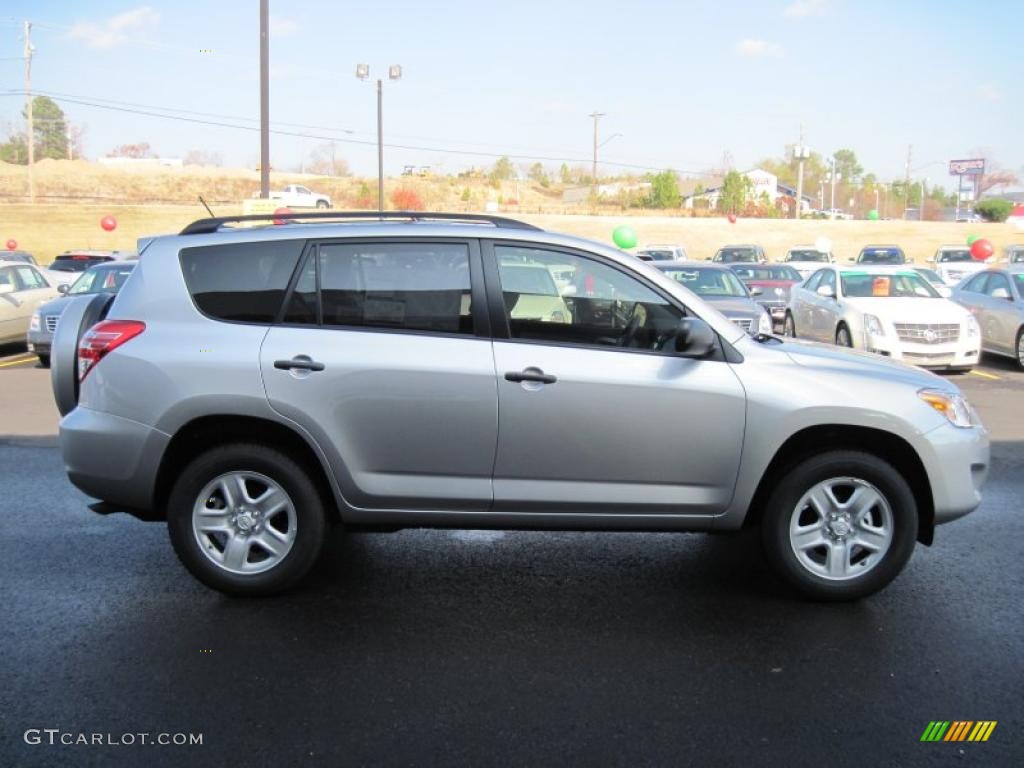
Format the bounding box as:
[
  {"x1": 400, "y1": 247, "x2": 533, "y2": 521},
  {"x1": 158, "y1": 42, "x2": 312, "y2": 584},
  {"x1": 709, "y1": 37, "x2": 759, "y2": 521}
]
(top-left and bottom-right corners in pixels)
[{"x1": 921, "y1": 721, "x2": 997, "y2": 742}]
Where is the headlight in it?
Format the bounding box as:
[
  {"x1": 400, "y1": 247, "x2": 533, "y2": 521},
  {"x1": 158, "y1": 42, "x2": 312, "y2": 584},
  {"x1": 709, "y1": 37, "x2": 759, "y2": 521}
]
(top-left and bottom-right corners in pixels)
[
  {"x1": 29, "y1": 312, "x2": 41, "y2": 332},
  {"x1": 864, "y1": 313, "x2": 885, "y2": 337},
  {"x1": 965, "y1": 315, "x2": 979, "y2": 338},
  {"x1": 918, "y1": 389, "x2": 978, "y2": 428},
  {"x1": 758, "y1": 310, "x2": 772, "y2": 335}
]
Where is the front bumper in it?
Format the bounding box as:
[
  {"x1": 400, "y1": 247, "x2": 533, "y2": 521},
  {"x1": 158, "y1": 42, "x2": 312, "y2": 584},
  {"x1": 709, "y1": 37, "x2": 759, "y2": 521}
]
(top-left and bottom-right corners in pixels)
[
  {"x1": 60, "y1": 406, "x2": 170, "y2": 512},
  {"x1": 26, "y1": 328, "x2": 53, "y2": 356},
  {"x1": 866, "y1": 338, "x2": 980, "y2": 369},
  {"x1": 919, "y1": 421, "x2": 990, "y2": 525}
]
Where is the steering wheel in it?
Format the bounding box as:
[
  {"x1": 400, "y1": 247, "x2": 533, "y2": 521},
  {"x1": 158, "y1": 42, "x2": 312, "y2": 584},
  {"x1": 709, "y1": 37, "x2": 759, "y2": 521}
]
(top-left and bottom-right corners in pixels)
[{"x1": 618, "y1": 307, "x2": 645, "y2": 348}]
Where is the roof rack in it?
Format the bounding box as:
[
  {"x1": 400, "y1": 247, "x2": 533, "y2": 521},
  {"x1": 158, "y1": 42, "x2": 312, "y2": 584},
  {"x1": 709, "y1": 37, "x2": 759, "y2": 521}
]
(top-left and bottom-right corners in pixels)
[{"x1": 179, "y1": 210, "x2": 543, "y2": 235}]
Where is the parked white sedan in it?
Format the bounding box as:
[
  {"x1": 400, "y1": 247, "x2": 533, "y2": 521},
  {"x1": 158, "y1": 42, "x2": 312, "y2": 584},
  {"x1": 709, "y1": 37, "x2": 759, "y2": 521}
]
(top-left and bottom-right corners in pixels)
[
  {"x1": 929, "y1": 245, "x2": 988, "y2": 286},
  {"x1": 784, "y1": 265, "x2": 980, "y2": 372}
]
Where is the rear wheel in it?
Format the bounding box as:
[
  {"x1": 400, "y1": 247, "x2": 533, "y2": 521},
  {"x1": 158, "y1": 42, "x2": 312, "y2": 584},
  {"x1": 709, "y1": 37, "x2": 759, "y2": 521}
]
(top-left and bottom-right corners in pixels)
[
  {"x1": 315, "y1": 200, "x2": 330, "y2": 209},
  {"x1": 1016, "y1": 328, "x2": 1024, "y2": 369},
  {"x1": 761, "y1": 450, "x2": 918, "y2": 600},
  {"x1": 783, "y1": 313, "x2": 796, "y2": 337},
  {"x1": 835, "y1": 324, "x2": 853, "y2": 347},
  {"x1": 167, "y1": 443, "x2": 327, "y2": 596}
]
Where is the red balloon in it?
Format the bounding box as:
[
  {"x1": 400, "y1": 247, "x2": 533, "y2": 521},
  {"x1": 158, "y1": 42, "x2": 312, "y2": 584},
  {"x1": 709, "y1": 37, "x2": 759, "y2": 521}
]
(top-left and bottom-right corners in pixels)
[
  {"x1": 727, "y1": 213, "x2": 737, "y2": 224},
  {"x1": 5, "y1": 239, "x2": 16, "y2": 251},
  {"x1": 100, "y1": 215, "x2": 117, "y2": 232},
  {"x1": 273, "y1": 207, "x2": 293, "y2": 225},
  {"x1": 969, "y1": 238, "x2": 993, "y2": 261}
]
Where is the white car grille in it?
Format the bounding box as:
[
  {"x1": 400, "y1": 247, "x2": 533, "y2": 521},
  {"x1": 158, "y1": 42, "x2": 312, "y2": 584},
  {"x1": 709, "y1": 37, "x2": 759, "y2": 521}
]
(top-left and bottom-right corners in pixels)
[
  {"x1": 893, "y1": 323, "x2": 959, "y2": 344},
  {"x1": 45, "y1": 315, "x2": 60, "y2": 333},
  {"x1": 731, "y1": 318, "x2": 753, "y2": 333}
]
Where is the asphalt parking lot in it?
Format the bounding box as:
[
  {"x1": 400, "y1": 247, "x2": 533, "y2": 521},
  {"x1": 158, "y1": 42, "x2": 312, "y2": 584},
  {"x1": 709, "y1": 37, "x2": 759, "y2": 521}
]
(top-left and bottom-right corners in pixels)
[{"x1": 1, "y1": 360, "x2": 1021, "y2": 766}]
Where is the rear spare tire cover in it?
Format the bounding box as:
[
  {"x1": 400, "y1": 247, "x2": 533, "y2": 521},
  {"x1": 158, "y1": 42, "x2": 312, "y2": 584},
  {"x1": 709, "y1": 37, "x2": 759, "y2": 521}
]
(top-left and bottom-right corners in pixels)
[{"x1": 51, "y1": 294, "x2": 113, "y2": 417}]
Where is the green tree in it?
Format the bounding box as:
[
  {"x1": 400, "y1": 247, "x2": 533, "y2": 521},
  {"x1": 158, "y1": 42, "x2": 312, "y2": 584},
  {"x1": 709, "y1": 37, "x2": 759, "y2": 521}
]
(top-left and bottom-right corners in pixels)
[
  {"x1": 528, "y1": 162, "x2": 548, "y2": 184},
  {"x1": 832, "y1": 149, "x2": 862, "y2": 183},
  {"x1": 22, "y1": 96, "x2": 68, "y2": 160},
  {"x1": 0, "y1": 133, "x2": 27, "y2": 164},
  {"x1": 489, "y1": 156, "x2": 515, "y2": 183},
  {"x1": 974, "y1": 199, "x2": 1013, "y2": 222},
  {"x1": 718, "y1": 170, "x2": 752, "y2": 213},
  {"x1": 646, "y1": 170, "x2": 681, "y2": 209},
  {"x1": 559, "y1": 163, "x2": 572, "y2": 185}
]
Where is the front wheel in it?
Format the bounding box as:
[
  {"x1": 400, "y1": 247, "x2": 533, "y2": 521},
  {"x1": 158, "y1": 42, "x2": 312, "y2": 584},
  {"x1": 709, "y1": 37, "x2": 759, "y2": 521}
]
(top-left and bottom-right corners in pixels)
[
  {"x1": 760, "y1": 450, "x2": 918, "y2": 600},
  {"x1": 315, "y1": 200, "x2": 330, "y2": 209},
  {"x1": 836, "y1": 324, "x2": 853, "y2": 347},
  {"x1": 167, "y1": 443, "x2": 328, "y2": 596},
  {"x1": 1016, "y1": 328, "x2": 1024, "y2": 369}
]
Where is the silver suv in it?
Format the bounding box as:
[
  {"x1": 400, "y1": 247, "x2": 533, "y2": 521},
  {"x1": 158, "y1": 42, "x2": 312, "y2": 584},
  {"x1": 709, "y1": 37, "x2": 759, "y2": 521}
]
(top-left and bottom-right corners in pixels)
[{"x1": 51, "y1": 212, "x2": 990, "y2": 600}]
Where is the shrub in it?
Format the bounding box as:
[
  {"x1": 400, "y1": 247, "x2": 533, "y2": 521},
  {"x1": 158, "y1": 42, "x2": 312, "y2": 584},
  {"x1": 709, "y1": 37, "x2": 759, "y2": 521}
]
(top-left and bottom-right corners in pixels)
[
  {"x1": 390, "y1": 187, "x2": 425, "y2": 211},
  {"x1": 974, "y1": 199, "x2": 1013, "y2": 222}
]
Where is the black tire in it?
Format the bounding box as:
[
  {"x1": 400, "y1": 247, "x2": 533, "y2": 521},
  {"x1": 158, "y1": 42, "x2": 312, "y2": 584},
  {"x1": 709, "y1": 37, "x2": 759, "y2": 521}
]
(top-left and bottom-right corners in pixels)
[
  {"x1": 835, "y1": 324, "x2": 853, "y2": 347},
  {"x1": 315, "y1": 200, "x2": 330, "y2": 209},
  {"x1": 760, "y1": 450, "x2": 918, "y2": 601},
  {"x1": 167, "y1": 443, "x2": 328, "y2": 596},
  {"x1": 783, "y1": 312, "x2": 796, "y2": 338},
  {"x1": 37, "y1": 354, "x2": 50, "y2": 368},
  {"x1": 1016, "y1": 327, "x2": 1024, "y2": 369}
]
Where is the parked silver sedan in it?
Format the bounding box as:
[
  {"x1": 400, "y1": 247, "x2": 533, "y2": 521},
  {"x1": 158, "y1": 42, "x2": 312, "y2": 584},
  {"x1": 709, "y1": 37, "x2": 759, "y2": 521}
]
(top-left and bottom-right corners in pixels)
[{"x1": 951, "y1": 265, "x2": 1024, "y2": 367}]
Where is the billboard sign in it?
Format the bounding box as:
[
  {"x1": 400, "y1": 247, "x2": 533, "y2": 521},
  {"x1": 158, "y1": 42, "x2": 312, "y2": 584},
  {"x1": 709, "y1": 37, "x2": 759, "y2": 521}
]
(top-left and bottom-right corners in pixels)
[{"x1": 949, "y1": 159, "x2": 985, "y2": 176}]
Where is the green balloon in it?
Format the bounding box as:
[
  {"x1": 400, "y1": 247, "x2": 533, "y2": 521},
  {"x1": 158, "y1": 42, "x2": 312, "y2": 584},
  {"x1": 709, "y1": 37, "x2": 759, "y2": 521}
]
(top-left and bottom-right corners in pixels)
[
  {"x1": 867, "y1": 209, "x2": 880, "y2": 221},
  {"x1": 966, "y1": 234, "x2": 979, "y2": 246},
  {"x1": 612, "y1": 225, "x2": 638, "y2": 249}
]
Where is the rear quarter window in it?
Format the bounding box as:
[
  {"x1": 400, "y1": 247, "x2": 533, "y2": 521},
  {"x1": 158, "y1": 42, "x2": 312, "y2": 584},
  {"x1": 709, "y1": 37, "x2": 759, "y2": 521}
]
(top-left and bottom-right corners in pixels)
[{"x1": 180, "y1": 240, "x2": 305, "y2": 323}]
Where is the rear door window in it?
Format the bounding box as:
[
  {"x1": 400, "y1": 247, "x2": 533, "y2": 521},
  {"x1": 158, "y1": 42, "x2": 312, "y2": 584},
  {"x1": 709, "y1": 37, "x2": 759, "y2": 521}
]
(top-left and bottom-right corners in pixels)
[
  {"x1": 314, "y1": 242, "x2": 473, "y2": 335},
  {"x1": 180, "y1": 240, "x2": 305, "y2": 323}
]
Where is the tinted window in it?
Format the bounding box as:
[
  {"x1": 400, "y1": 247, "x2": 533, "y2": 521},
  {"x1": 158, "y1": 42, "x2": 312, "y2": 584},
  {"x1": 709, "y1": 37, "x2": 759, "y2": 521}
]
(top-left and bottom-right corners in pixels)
[
  {"x1": 0, "y1": 267, "x2": 15, "y2": 291},
  {"x1": 819, "y1": 270, "x2": 836, "y2": 294},
  {"x1": 318, "y1": 242, "x2": 472, "y2": 334},
  {"x1": 857, "y1": 247, "x2": 905, "y2": 264},
  {"x1": 732, "y1": 265, "x2": 801, "y2": 281},
  {"x1": 787, "y1": 249, "x2": 828, "y2": 262},
  {"x1": 282, "y1": 254, "x2": 317, "y2": 325},
  {"x1": 637, "y1": 249, "x2": 674, "y2": 261},
  {"x1": 1013, "y1": 274, "x2": 1024, "y2": 295},
  {"x1": 180, "y1": 240, "x2": 304, "y2": 322},
  {"x1": 662, "y1": 267, "x2": 748, "y2": 297},
  {"x1": 714, "y1": 247, "x2": 758, "y2": 263},
  {"x1": 496, "y1": 245, "x2": 683, "y2": 351},
  {"x1": 14, "y1": 266, "x2": 47, "y2": 290},
  {"x1": 936, "y1": 249, "x2": 971, "y2": 263},
  {"x1": 51, "y1": 255, "x2": 113, "y2": 272},
  {"x1": 961, "y1": 273, "x2": 988, "y2": 293},
  {"x1": 804, "y1": 270, "x2": 825, "y2": 291}
]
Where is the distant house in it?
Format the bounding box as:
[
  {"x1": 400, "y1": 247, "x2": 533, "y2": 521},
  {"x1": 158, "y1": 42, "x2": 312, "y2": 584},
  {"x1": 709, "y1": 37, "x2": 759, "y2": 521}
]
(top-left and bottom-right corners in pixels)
[{"x1": 684, "y1": 168, "x2": 813, "y2": 213}]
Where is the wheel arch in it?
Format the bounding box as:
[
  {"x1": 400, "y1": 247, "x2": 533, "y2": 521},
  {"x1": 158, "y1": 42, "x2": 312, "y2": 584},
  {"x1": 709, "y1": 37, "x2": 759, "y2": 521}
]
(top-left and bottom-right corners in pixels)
[
  {"x1": 743, "y1": 424, "x2": 935, "y2": 545},
  {"x1": 153, "y1": 415, "x2": 344, "y2": 523}
]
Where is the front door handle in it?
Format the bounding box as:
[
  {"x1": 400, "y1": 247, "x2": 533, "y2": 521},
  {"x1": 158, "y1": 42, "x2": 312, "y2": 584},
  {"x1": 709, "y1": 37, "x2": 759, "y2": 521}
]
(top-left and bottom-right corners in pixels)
[
  {"x1": 504, "y1": 368, "x2": 557, "y2": 384},
  {"x1": 274, "y1": 357, "x2": 325, "y2": 372}
]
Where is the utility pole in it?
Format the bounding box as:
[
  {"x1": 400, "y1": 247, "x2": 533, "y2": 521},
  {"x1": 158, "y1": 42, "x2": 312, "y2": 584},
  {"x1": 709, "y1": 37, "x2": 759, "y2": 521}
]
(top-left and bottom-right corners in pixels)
[
  {"x1": 376, "y1": 78, "x2": 384, "y2": 212},
  {"x1": 794, "y1": 125, "x2": 808, "y2": 219},
  {"x1": 588, "y1": 111, "x2": 605, "y2": 198},
  {"x1": 259, "y1": 0, "x2": 269, "y2": 198},
  {"x1": 902, "y1": 144, "x2": 912, "y2": 220},
  {"x1": 23, "y1": 20, "x2": 34, "y2": 204},
  {"x1": 920, "y1": 177, "x2": 927, "y2": 221}
]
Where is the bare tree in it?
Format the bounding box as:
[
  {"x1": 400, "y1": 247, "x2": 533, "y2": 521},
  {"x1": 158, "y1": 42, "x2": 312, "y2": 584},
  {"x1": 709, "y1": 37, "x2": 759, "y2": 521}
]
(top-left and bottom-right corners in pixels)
[
  {"x1": 184, "y1": 149, "x2": 224, "y2": 167},
  {"x1": 107, "y1": 142, "x2": 155, "y2": 159},
  {"x1": 306, "y1": 143, "x2": 350, "y2": 177}
]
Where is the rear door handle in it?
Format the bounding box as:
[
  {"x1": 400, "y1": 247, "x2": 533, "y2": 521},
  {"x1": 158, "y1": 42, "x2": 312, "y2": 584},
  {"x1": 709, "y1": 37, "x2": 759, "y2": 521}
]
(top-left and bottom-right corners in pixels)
[
  {"x1": 504, "y1": 368, "x2": 556, "y2": 384},
  {"x1": 274, "y1": 358, "x2": 325, "y2": 372}
]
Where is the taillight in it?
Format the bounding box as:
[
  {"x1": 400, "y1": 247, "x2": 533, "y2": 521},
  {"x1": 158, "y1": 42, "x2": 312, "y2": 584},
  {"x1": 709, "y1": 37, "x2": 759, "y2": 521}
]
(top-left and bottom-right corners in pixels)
[{"x1": 78, "y1": 320, "x2": 146, "y2": 381}]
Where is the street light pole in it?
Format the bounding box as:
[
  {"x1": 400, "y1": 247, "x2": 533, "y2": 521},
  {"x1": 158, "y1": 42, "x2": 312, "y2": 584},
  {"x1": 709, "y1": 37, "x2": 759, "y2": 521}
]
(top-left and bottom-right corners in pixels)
[
  {"x1": 829, "y1": 156, "x2": 838, "y2": 220},
  {"x1": 588, "y1": 111, "x2": 605, "y2": 198},
  {"x1": 376, "y1": 78, "x2": 383, "y2": 212}
]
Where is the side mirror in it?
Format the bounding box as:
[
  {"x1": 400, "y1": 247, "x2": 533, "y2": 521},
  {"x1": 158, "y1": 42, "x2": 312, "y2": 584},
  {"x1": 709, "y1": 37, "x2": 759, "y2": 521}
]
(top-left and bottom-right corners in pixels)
[
  {"x1": 748, "y1": 285, "x2": 764, "y2": 297},
  {"x1": 674, "y1": 317, "x2": 717, "y2": 358},
  {"x1": 816, "y1": 285, "x2": 836, "y2": 299},
  {"x1": 57, "y1": 283, "x2": 69, "y2": 294}
]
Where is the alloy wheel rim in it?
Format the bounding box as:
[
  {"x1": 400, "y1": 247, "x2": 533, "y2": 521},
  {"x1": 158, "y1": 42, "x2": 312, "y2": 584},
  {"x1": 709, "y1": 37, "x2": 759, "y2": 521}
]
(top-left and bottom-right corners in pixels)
[
  {"x1": 788, "y1": 477, "x2": 893, "y2": 581},
  {"x1": 192, "y1": 471, "x2": 297, "y2": 575}
]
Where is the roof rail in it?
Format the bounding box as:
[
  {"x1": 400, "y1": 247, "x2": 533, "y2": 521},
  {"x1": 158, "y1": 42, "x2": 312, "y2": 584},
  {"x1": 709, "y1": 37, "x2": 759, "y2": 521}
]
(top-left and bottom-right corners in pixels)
[{"x1": 179, "y1": 210, "x2": 543, "y2": 235}]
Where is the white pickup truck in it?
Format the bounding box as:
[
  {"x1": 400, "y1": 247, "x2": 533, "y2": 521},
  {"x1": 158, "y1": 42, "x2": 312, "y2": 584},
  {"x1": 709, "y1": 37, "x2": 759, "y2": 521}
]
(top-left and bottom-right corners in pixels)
[{"x1": 268, "y1": 184, "x2": 332, "y2": 209}]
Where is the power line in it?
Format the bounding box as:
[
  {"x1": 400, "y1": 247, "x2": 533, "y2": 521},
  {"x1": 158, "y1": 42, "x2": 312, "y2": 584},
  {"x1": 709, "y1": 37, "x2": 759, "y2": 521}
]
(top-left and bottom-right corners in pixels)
[{"x1": 1, "y1": 89, "x2": 704, "y2": 174}]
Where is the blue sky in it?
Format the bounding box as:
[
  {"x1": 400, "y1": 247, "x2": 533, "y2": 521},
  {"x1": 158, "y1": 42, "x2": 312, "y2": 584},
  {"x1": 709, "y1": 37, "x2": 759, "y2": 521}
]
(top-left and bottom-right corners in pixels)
[{"x1": 1, "y1": 0, "x2": 1020, "y2": 187}]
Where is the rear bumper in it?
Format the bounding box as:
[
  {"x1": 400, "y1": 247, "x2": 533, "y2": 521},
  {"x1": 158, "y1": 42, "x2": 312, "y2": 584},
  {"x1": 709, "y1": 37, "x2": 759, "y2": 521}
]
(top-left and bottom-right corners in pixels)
[
  {"x1": 920, "y1": 422, "x2": 990, "y2": 525},
  {"x1": 60, "y1": 406, "x2": 169, "y2": 511}
]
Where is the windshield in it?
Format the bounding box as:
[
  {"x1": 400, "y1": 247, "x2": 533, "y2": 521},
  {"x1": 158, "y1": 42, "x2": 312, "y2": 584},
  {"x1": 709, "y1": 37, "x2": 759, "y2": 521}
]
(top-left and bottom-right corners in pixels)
[
  {"x1": 1011, "y1": 249, "x2": 1024, "y2": 263},
  {"x1": 1013, "y1": 274, "x2": 1024, "y2": 294},
  {"x1": 786, "y1": 249, "x2": 828, "y2": 263},
  {"x1": 857, "y1": 247, "x2": 905, "y2": 264},
  {"x1": 662, "y1": 267, "x2": 749, "y2": 297},
  {"x1": 68, "y1": 265, "x2": 135, "y2": 295},
  {"x1": 840, "y1": 272, "x2": 939, "y2": 298},
  {"x1": 914, "y1": 268, "x2": 943, "y2": 283},
  {"x1": 732, "y1": 265, "x2": 801, "y2": 282},
  {"x1": 937, "y1": 250, "x2": 972, "y2": 263},
  {"x1": 714, "y1": 247, "x2": 758, "y2": 263}
]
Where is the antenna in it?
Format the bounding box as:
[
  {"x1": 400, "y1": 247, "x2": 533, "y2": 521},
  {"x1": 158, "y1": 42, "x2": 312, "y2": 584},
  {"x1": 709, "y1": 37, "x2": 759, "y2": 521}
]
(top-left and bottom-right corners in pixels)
[{"x1": 198, "y1": 196, "x2": 215, "y2": 217}]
